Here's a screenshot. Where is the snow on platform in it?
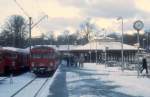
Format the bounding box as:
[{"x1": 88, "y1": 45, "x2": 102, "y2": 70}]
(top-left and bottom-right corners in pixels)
[
  {"x1": 1, "y1": 63, "x2": 149, "y2": 97},
  {"x1": 47, "y1": 62, "x2": 150, "y2": 97}
]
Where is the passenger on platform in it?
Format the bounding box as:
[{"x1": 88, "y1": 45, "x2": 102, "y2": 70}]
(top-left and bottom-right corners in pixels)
[
  {"x1": 66, "y1": 56, "x2": 70, "y2": 67},
  {"x1": 140, "y1": 57, "x2": 148, "y2": 74},
  {"x1": 79, "y1": 54, "x2": 84, "y2": 68},
  {"x1": 98, "y1": 56, "x2": 101, "y2": 64},
  {"x1": 74, "y1": 55, "x2": 78, "y2": 67},
  {"x1": 70, "y1": 55, "x2": 74, "y2": 67}
]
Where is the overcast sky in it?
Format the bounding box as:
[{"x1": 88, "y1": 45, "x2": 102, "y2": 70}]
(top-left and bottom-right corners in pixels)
[{"x1": 0, "y1": 0, "x2": 150, "y2": 37}]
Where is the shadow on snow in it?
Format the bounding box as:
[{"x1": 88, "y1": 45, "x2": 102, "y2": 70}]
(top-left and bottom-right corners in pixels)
[{"x1": 48, "y1": 65, "x2": 144, "y2": 97}]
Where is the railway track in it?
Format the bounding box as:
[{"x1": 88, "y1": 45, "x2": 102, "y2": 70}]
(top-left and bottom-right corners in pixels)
[
  {"x1": 10, "y1": 77, "x2": 37, "y2": 97},
  {"x1": 10, "y1": 77, "x2": 50, "y2": 97},
  {"x1": 0, "y1": 77, "x2": 8, "y2": 81},
  {"x1": 33, "y1": 78, "x2": 49, "y2": 97}
]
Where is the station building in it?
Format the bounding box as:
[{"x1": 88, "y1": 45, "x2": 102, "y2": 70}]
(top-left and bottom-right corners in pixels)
[{"x1": 56, "y1": 37, "x2": 142, "y2": 63}]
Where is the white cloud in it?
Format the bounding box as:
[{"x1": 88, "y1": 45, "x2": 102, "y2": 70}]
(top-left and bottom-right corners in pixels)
[
  {"x1": 135, "y1": 0, "x2": 150, "y2": 13},
  {"x1": 0, "y1": 0, "x2": 150, "y2": 37}
]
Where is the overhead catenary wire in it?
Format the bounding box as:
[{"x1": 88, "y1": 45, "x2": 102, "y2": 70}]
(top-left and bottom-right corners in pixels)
[
  {"x1": 13, "y1": 0, "x2": 30, "y2": 17},
  {"x1": 13, "y1": 0, "x2": 49, "y2": 51},
  {"x1": 35, "y1": 0, "x2": 46, "y2": 14},
  {"x1": 31, "y1": 15, "x2": 48, "y2": 29}
]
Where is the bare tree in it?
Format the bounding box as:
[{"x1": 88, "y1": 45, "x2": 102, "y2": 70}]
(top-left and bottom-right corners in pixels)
[
  {"x1": 80, "y1": 19, "x2": 97, "y2": 43},
  {"x1": 1, "y1": 15, "x2": 27, "y2": 48},
  {"x1": 45, "y1": 31, "x2": 55, "y2": 45}
]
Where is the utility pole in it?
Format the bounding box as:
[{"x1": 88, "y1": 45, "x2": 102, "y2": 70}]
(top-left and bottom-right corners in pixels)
[
  {"x1": 14, "y1": 0, "x2": 48, "y2": 57},
  {"x1": 29, "y1": 17, "x2": 32, "y2": 54},
  {"x1": 14, "y1": 0, "x2": 48, "y2": 46}
]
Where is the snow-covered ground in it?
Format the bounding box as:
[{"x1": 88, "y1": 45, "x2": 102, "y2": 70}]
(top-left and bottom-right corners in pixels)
[
  {"x1": 0, "y1": 72, "x2": 53, "y2": 97},
  {"x1": 14, "y1": 77, "x2": 50, "y2": 97},
  {"x1": 48, "y1": 62, "x2": 150, "y2": 97},
  {"x1": 1, "y1": 62, "x2": 150, "y2": 97},
  {"x1": 0, "y1": 72, "x2": 36, "y2": 97},
  {"x1": 0, "y1": 77, "x2": 7, "y2": 80}
]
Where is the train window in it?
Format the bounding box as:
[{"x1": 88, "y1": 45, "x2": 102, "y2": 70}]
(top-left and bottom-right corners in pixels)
[
  {"x1": 32, "y1": 54, "x2": 42, "y2": 58},
  {"x1": 41, "y1": 53, "x2": 54, "y2": 59},
  {"x1": 42, "y1": 53, "x2": 50, "y2": 59},
  {"x1": 11, "y1": 53, "x2": 17, "y2": 59},
  {"x1": 32, "y1": 52, "x2": 55, "y2": 59}
]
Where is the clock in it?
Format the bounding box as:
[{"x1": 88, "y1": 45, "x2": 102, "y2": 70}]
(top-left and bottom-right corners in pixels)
[{"x1": 133, "y1": 20, "x2": 144, "y2": 31}]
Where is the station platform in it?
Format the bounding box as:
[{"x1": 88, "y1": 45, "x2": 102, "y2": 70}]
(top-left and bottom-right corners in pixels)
[{"x1": 46, "y1": 62, "x2": 150, "y2": 97}]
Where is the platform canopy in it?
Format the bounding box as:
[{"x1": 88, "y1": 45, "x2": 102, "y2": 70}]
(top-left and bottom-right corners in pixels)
[
  {"x1": 28, "y1": 37, "x2": 142, "y2": 52},
  {"x1": 58, "y1": 37, "x2": 140, "y2": 51}
]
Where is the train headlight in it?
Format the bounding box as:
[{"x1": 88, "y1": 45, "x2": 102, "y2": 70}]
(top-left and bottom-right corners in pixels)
[
  {"x1": 49, "y1": 62, "x2": 53, "y2": 66},
  {"x1": 32, "y1": 62, "x2": 34, "y2": 67},
  {"x1": 12, "y1": 61, "x2": 15, "y2": 67}
]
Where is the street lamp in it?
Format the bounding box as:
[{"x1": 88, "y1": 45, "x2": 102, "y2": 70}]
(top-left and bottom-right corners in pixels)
[
  {"x1": 88, "y1": 33, "x2": 92, "y2": 63},
  {"x1": 64, "y1": 30, "x2": 70, "y2": 66},
  {"x1": 117, "y1": 17, "x2": 124, "y2": 71},
  {"x1": 94, "y1": 34, "x2": 98, "y2": 64}
]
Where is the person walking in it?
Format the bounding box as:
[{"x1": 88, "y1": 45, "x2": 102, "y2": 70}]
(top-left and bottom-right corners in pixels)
[{"x1": 140, "y1": 57, "x2": 148, "y2": 74}]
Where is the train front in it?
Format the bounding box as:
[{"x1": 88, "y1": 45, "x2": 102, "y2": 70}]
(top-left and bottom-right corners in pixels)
[{"x1": 30, "y1": 46, "x2": 58, "y2": 75}]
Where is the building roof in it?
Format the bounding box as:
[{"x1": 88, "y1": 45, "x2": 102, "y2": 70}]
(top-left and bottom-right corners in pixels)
[
  {"x1": 71, "y1": 37, "x2": 139, "y2": 51},
  {"x1": 2, "y1": 47, "x2": 29, "y2": 53},
  {"x1": 26, "y1": 37, "x2": 140, "y2": 51},
  {"x1": 71, "y1": 41, "x2": 138, "y2": 51}
]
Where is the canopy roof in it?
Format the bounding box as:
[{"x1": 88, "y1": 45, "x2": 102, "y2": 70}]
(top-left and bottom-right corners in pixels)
[{"x1": 26, "y1": 37, "x2": 141, "y2": 52}]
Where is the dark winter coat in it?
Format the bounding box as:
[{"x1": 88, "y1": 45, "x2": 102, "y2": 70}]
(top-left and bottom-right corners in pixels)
[{"x1": 142, "y1": 58, "x2": 147, "y2": 68}]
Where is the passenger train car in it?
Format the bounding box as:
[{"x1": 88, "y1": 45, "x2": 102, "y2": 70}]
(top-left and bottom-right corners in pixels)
[
  {"x1": 0, "y1": 47, "x2": 29, "y2": 75},
  {"x1": 30, "y1": 46, "x2": 59, "y2": 76}
]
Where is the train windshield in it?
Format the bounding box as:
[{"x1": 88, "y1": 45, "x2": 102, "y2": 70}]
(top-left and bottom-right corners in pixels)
[
  {"x1": 0, "y1": 53, "x2": 2, "y2": 61},
  {"x1": 32, "y1": 53, "x2": 55, "y2": 59},
  {"x1": 4, "y1": 52, "x2": 17, "y2": 59},
  {"x1": 32, "y1": 53, "x2": 42, "y2": 58}
]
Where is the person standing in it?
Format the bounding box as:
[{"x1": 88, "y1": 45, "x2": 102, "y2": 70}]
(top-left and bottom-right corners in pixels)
[
  {"x1": 140, "y1": 57, "x2": 148, "y2": 74},
  {"x1": 79, "y1": 54, "x2": 84, "y2": 68},
  {"x1": 74, "y1": 55, "x2": 78, "y2": 67}
]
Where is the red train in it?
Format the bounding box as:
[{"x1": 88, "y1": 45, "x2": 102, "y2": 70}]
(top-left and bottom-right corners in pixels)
[
  {"x1": 30, "y1": 46, "x2": 59, "y2": 76},
  {"x1": 0, "y1": 47, "x2": 29, "y2": 75}
]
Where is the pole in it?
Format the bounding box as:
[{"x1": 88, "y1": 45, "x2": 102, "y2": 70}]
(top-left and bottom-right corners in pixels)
[
  {"x1": 133, "y1": 20, "x2": 144, "y2": 77},
  {"x1": 66, "y1": 31, "x2": 70, "y2": 66},
  {"x1": 96, "y1": 40, "x2": 98, "y2": 64},
  {"x1": 147, "y1": 33, "x2": 148, "y2": 51},
  {"x1": 89, "y1": 34, "x2": 92, "y2": 63},
  {"x1": 29, "y1": 17, "x2": 32, "y2": 55},
  {"x1": 105, "y1": 49, "x2": 107, "y2": 67},
  {"x1": 117, "y1": 17, "x2": 124, "y2": 71},
  {"x1": 137, "y1": 30, "x2": 140, "y2": 54},
  {"x1": 68, "y1": 35, "x2": 70, "y2": 66},
  {"x1": 137, "y1": 30, "x2": 140, "y2": 76},
  {"x1": 121, "y1": 18, "x2": 124, "y2": 71}
]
